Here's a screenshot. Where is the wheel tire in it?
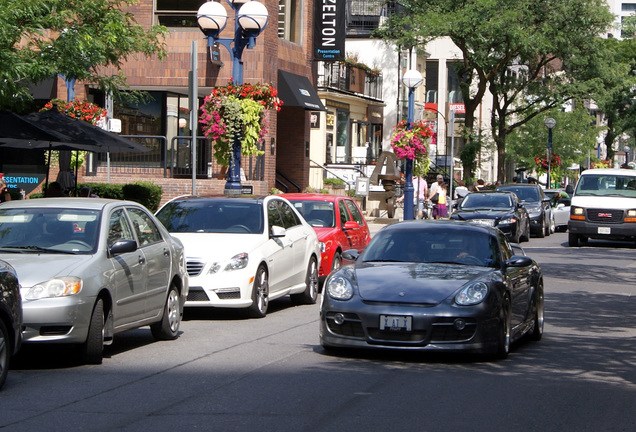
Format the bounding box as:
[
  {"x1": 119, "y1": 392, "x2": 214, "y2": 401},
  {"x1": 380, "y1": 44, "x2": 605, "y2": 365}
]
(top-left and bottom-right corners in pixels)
[
  {"x1": 544, "y1": 215, "x2": 551, "y2": 237},
  {"x1": 291, "y1": 256, "x2": 319, "y2": 305},
  {"x1": 536, "y1": 218, "x2": 545, "y2": 238},
  {"x1": 568, "y1": 232, "x2": 579, "y2": 247},
  {"x1": 0, "y1": 320, "x2": 11, "y2": 389},
  {"x1": 81, "y1": 299, "x2": 104, "y2": 365},
  {"x1": 247, "y1": 266, "x2": 269, "y2": 318},
  {"x1": 529, "y1": 282, "x2": 544, "y2": 341},
  {"x1": 495, "y1": 295, "x2": 511, "y2": 360},
  {"x1": 151, "y1": 286, "x2": 181, "y2": 340},
  {"x1": 520, "y1": 221, "x2": 530, "y2": 242},
  {"x1": 331, "y1": 252, "x2": 342, "y2": 273}
]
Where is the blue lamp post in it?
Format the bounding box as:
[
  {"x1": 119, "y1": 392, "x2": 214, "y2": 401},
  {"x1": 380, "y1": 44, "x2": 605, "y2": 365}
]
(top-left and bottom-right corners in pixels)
[
  {"x1": 197, "y1": 0, "x2": 269, "y2": 194},
  {"x1": 402, "y1": 69, "x2": 424, "y2": 220},
  {"x1": 544, "y1": 118, "x2": 556, "y2": 188}
]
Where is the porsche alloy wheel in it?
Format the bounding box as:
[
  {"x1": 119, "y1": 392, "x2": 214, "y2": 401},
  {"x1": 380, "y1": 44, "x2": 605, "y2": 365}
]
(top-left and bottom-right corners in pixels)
[
  {"x1": 496, "y1": 295, "x2": 511, "y2": 360},
  {"x1": 529, "y1": 282, "x2": 544, "y2": 341}
]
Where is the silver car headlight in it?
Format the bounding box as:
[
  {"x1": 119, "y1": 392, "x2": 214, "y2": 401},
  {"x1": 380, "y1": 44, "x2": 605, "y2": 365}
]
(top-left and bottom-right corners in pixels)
[
  {"x1": 527, "y1": 206, "x2": 541, "y2": 216},
  {"x1": 325, "y1": 275, "x2": 353, "y2": 300},
  {"x1": 455, "y1": 282, "x2": 488, "y2": 305},
  {"x1": 25, "y1": 276, "x2": 83, "y2": 300},
  {"x1": 224, "y1": 253, "x2": 248, "y2": 271}
]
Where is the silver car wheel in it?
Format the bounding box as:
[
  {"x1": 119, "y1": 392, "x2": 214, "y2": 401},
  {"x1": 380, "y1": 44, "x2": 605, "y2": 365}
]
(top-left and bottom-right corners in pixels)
[{"x1": 248, "y1": 266, "x2": 269, "y2": 318}]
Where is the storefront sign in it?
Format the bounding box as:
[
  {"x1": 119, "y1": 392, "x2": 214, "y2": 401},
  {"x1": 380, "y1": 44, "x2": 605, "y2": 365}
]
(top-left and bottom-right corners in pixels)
[
  {"x1": 310, "y1": 112, "x2": 321, "y2": 128},
  {"x1": 314, "y1": 0, "x2": 345, "y2": 61},
  {"x1": 1, "y1": 173, "x2": 47, "y2": 195}
]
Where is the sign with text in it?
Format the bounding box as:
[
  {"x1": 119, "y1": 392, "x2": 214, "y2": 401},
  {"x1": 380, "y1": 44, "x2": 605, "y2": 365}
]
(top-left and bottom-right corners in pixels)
[{"x1": 314, "y1": 0, "x2": 345, "y2": 61}]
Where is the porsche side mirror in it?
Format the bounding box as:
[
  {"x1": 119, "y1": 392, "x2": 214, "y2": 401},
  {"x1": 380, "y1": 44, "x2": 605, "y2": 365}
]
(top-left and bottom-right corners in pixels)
[
  {"x1": 342, "y1": 249, "x2": 359, "y2": 261},
  {"x1": 505, "y1": 255, "x2": 533, "y2": 267}
]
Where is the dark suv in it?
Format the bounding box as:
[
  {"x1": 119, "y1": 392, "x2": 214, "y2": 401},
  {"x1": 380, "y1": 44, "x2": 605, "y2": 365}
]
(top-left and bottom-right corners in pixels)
[
  {"x1": 496, "y1": 184, "x2": 553, "y2": 237},
  {"x1": 0, "y1": 259, "x2": 22, "y2": 390}
]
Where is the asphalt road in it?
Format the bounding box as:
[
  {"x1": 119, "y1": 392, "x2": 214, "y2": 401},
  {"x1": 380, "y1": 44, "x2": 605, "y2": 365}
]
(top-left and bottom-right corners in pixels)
[{"x1": 2, "y1": 229, "x2": 635, "y2": 432}]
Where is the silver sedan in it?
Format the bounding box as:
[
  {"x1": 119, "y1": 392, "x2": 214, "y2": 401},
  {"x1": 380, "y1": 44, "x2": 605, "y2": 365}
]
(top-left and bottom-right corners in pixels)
[{"x1": 0, "y1": 198, "x2": 189, "y2": 364}]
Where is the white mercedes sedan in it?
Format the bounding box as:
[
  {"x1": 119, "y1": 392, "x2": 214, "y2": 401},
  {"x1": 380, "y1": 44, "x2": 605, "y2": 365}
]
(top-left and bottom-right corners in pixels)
[{"x1": 156, "y1": 195, "x2": 321, "y2": 318}]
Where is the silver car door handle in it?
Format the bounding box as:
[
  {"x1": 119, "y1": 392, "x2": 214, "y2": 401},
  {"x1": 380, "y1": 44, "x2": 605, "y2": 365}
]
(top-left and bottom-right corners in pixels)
[
  {"x1": 139, "y1": 256, "x2": 146, "y2": 265},
  {"x1": 163, "y1": 248, "x2": 170, "y2": 256}
]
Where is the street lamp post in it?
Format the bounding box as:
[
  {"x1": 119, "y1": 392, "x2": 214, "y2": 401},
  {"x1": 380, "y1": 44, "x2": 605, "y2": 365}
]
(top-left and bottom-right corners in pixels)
[
  {"x1": 197, "y1": 0, "x2": 269, "y2": 194},
  {"x1": 624, "y1": 145, "x2": 631, "y2": 164},
  {"x1": 544, "y1": 118, "x2": 556, "y2": 189},
  {"x1": 402, "y1": 69, "x2": 424, "y2": 221}
]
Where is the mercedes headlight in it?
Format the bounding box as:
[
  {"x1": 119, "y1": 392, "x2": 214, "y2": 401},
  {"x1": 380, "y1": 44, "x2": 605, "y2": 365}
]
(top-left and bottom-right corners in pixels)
[
  {"x1": 25, "y1": 276, "x2": 83, "y2": 300},
  {"x1": 225, "y1": 253, "x2": 248, "y2": 271},
  {"x1": 455, "y1": 282, "x2": 489, "y2": 305},
  {"x1": 325, "y1": 275, "x2": 354, "y2": 300}
]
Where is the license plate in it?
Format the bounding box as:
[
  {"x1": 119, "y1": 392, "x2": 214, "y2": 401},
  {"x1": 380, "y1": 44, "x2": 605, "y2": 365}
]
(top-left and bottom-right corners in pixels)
[
  {"x1": 379, "y1": 315, "x2": 412, "y2": 331},
  {"x1": 598, "y1": 227, "x2": 611, "y2": 234},
  {"x1": 473, "y1": 219, "x2": 494, "y2": 226}
]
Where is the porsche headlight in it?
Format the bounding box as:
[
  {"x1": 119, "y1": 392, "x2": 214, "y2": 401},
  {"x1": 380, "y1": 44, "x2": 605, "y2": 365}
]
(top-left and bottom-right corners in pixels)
[
  {"x1": 25, "y1": 276, "x2": 83, "y2": 300},
  {"x1": 225, "y1": 253, "x2": 248, "y2": 271},
  {"x1": 325, "y1": 275, "x2": 353, "y2": 300},
  {"x1": 455, "y1": 282, "x2": 489, "y2": 305}
]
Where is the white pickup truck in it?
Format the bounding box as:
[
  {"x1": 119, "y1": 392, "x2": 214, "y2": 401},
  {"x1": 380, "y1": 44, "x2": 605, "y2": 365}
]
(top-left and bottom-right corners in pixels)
[{"x1": 568, "y1": 168, "x2": 636, "y2": 246}]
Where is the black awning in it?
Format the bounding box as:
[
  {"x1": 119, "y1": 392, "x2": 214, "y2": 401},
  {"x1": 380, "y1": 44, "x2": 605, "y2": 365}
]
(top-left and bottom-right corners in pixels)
[{"x1": 277, "y1": 70, "x2": 327, "y2": 111}]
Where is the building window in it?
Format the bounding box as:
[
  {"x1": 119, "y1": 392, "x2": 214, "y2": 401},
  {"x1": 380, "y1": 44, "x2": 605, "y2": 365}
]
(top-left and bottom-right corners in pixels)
[
  {"x1": 155, "y1": 0, "x2": 200, "y2": 27},
  {"x1": 278, "y1": 0, "x2": 302, "y2": 43}
]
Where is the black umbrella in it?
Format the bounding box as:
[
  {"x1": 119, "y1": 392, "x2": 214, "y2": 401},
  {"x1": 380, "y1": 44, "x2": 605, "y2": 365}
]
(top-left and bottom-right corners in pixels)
[{"x1": 24, "y1": 108, "x2": 150, "y2": 153}]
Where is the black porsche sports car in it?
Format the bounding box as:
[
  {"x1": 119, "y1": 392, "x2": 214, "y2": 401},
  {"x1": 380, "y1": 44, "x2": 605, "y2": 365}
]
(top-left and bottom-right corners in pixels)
[
  {"x1": 451, "y1": 191, "x2": 530, "y2": 243},
  {"x1": 320, "y1": 220, "x2": 544, "y2": 359}
]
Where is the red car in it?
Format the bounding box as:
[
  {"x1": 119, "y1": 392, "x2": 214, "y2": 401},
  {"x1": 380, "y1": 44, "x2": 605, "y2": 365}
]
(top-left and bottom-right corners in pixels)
[{"x1": 282, "y1": 193, "x2": 371, "y2": 281}]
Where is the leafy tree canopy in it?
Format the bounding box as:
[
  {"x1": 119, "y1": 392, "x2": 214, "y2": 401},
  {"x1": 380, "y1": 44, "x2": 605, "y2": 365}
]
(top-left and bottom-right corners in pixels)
[{"x1": 0, "y1": 0, "x2": 167, "y2": 111}]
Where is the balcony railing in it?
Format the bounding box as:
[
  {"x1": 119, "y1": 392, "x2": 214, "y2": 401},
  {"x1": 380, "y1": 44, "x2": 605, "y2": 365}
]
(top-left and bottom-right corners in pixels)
[{"x1": 317, "y1": 62, "x2": 383, "y2": 100}]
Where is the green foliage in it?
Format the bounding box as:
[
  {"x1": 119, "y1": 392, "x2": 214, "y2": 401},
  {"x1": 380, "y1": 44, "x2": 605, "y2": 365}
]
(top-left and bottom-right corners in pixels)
[
  {"x1": 323, "y1": 177, "x2": 345, "y2": 186},
  {"x1": 507, "y1": 107, "x2": 602, "y2": 182},
  {"x1": 122, "y1": 182, "x2": 163, "y2": 212},
  {"x1": 81, "y1": 183, "x2": 124, "y2": 200},
  {"x1": 378, "y1": 0, "x2": 615, "y2": 181},
  {"x1": 0, "y1": 0, "x2": 168, "y2": 110}
]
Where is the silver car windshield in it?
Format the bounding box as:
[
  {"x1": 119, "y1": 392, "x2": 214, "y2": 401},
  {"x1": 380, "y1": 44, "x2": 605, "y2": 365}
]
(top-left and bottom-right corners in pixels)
[
  {"x1": 0, "y1": 208, "x2": 100, "y2": 254},
  {"x1": 361, "y1": 228, "x2": 500, "y2": 268}
]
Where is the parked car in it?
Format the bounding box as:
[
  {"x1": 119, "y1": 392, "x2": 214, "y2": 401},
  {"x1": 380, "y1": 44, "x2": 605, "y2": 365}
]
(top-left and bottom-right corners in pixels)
[
  {"x1": 320, "y1": 220, "x2": 544, "y2": 359},
  {"x1": 0, "y1": 259, "x2": 21, "y2": 390},
  {"x1": 450, "y1": 191, "x2": 530, "y2": 243},
  {"x1": 496, "y1": 184, "x2": 554, "y2": 237},
  {"x1": 0, "y1": 198, "x2": 188, "y2": 364},
  {"x1": 281, "y1": 193, "x2": 371, "y2": 282},
  {"x1": 568, "y1": 168, "x2": 636, "y2": 246},
  {"x1": 544, "y1": 189, "x2": 571, "y2": 232},
  {"x1": 155, "y1": 195, "x2": 321, "y2": 317}
]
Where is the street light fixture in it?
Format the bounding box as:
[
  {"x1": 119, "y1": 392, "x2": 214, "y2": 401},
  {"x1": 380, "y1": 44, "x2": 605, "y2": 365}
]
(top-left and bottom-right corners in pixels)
[
  {"x1": 197, "y1": 0, "x2": 269, "y2": 194},
  {"x1": 544, "y1": 117, "x2": 556, "y2": 189},
  {"x1": 401, "y1": 69, "x2": 424, "y2": 220}
]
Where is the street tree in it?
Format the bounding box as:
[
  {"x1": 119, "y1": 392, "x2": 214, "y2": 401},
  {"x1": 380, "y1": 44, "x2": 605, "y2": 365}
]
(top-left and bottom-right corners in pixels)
[
  {"x1": 0, "y1": 0, "x2": 168, "y2": 111},
  {"x1": 378, "y1": 0, "x2": 614, "y2": 181},
  {"x1": 592, "y1": 31, "x2": 636, "y2": 161},
  {"x1": 507, "y1": 106, "x2": 602, "y2": 183}
]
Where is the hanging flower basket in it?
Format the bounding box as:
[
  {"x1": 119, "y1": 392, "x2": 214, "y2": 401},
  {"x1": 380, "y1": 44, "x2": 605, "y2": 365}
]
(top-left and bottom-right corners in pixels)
[
  {"x1": 534, "y1": 153, "x2": 561, "y2": 170},
  {"x1": 40, "y1": 99, "x2": 108, "y2": 169},
  {"x1": 41, "y1": 99, "x2": 107, "y2": 126},
  {"x1": 390, "y1": 120, "x2": 433, "y2": 160},
  {"x1": 199, "y1": 81, "x2": 283, "y2": 166}
]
